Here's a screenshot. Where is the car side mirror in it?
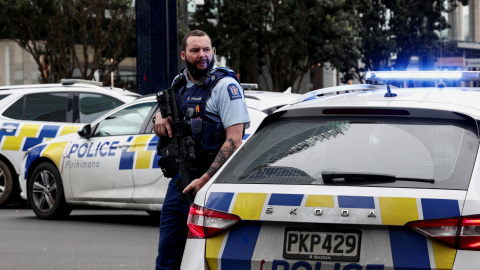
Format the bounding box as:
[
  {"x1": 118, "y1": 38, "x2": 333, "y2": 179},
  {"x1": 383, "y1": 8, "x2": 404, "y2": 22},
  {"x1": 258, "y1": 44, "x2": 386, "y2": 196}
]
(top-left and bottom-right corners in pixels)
[{"x1": 78, "y1": 124, "x2": 92, "y2": 139}]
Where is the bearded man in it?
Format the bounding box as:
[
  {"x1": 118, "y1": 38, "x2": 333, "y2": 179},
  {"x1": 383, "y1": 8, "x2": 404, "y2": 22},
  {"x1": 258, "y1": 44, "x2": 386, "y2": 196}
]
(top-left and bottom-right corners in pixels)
[{"x1": 153, "y1": 30, "x2": 250, "y2": 270}]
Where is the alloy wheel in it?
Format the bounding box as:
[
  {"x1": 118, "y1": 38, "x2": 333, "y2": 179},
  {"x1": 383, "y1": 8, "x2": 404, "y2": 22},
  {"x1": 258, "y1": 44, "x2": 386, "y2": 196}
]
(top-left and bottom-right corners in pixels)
[{"x1": 32, "y1": 170, "x2": 57, "y2": 212}]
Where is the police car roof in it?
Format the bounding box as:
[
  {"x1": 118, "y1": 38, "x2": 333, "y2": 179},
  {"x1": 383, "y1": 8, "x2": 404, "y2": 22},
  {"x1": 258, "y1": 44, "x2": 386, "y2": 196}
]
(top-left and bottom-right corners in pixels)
[
  {"x1": 0, "y1": 83, "x2": 141, "y2": 98},
  {"x1": 244, "y1": 90, "x2": 301, "y2": 112},
  {"x1": 280, "y1": 85, "x2": 480, "y2": 119},
  {"x1": 244, "y1": 90, "x2": 301, "y2": 99}
]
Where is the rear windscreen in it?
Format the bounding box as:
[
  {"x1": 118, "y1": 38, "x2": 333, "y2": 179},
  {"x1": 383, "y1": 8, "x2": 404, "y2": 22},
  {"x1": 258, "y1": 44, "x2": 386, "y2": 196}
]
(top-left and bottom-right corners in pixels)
[{"x1": 216, "y1": 115, "x2": 479, "y2": 190}]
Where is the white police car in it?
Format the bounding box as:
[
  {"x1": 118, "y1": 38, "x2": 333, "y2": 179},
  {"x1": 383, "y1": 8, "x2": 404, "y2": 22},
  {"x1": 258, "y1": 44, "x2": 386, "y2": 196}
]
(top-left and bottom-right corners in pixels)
[
  {"x1": 0, "y1": 80, "x2": 139, "y2": 207},
  {"x1": 181, "y1": 71, "x2": 480, "y2": 270},
  {"x1": 19, "y1": 94, "x2": 267, "y2": 219}
]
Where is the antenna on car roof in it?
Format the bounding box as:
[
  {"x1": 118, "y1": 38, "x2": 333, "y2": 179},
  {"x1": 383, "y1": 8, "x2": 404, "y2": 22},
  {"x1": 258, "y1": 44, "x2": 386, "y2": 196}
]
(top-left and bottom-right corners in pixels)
[{"x1": 384, "y1": 84, "x2": 397, "y2": 97}]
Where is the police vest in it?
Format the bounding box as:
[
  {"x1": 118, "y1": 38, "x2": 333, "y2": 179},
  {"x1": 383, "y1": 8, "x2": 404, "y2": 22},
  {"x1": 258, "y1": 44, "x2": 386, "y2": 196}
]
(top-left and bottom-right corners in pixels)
[{"x1": 174, "y1": 67, "x2": 241, "y2": 170}]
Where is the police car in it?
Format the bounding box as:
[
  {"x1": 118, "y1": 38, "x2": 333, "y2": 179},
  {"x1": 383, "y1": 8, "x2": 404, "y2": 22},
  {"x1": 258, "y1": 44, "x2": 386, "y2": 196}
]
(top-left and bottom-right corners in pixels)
[
  {"x1": 0, "y1": 80, "x2": 139, "y2": 207},
  {"x1": 19, "y1": 94, "x2": 267, "y2": 219},
  {"x1": 181, "y1": 71, "x2": 480, "y2": 270}
]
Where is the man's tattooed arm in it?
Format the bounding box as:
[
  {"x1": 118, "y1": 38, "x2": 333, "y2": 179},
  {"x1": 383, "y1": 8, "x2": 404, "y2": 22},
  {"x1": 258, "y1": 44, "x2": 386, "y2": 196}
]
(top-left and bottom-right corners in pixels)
[
  {"x1": 182, "y1": 123, "x2": 244, "y2": 194},
  {"x1": 205, "y1": 138, "x2": 237, "y2": 177}
]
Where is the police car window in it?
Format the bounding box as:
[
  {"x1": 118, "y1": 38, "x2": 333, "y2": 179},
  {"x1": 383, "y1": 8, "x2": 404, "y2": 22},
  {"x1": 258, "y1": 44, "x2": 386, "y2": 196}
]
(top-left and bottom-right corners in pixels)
[
  {"x1": 217, "y1": 116, "x2": 478, "y2": 190},
  {"x1": 78, "y1": 93, "x2": 124, "y2": 123},
  {"x1": 3, "y1": 92, "x2": 69, "y2": 122},
  {"x1": 0, "y1": 94, "x2": 9, "y2": 101},
  {"x1": 93, "y1": 102, "x2": 156, "y2": 136},
  {"x1": 2, "y1": 96, "x2": 24, "y2": 120},
  {"x1": 25, "y1": 93, "x2": 69, "y2": 122}
]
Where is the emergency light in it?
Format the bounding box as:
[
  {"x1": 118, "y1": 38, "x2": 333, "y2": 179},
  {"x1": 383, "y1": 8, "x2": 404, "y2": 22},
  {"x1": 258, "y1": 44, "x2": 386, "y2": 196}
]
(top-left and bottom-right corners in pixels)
[{"x1": 366, "y1": 71, "x2": 480, "y2": 82}]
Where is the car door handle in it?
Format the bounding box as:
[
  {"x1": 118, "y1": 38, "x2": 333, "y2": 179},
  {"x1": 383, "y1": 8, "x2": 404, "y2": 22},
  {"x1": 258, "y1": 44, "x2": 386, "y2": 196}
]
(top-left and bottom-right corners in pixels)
[
  {"x1": 0, "y1": 125, "x2": 18, "y2": 132},
  {"x1": 117, "y1": 143, "x2": 132, "y2": 149}
]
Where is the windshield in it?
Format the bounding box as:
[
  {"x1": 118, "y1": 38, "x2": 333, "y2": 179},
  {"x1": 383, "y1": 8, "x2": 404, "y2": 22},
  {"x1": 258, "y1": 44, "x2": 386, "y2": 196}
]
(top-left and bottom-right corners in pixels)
[{"x1": 217, "y1": 115, "x2": 479, "y2": 189}]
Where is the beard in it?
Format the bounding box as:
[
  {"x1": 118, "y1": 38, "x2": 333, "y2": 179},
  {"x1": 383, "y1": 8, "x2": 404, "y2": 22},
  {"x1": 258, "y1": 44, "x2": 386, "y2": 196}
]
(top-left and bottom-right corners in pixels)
[{"x1": 185, "y1": 55, "x2": 215, "y2": 81}]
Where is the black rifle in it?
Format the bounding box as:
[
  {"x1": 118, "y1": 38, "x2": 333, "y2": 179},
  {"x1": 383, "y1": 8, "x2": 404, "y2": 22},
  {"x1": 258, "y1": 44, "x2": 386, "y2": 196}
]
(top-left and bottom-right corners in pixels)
[{"x1": 156, "y1": 85, "x2": 196, "y2": 204}]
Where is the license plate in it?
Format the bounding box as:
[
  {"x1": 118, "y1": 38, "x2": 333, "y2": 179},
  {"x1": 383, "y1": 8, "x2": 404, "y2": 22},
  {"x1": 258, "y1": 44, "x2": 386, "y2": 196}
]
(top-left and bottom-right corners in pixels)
[{"x1": 283, "y1": 228, "x2": 361, "y2": 262}]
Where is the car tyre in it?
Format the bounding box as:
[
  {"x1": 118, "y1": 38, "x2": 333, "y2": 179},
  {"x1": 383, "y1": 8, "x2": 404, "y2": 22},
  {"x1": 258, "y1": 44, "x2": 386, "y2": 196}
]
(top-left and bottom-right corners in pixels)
[
  {"x1": 0, "y1": 160, "x2": 15, "y2": 207},
  {"x1": 27, "y1": 162, "x2": 72, "y2": 219}
]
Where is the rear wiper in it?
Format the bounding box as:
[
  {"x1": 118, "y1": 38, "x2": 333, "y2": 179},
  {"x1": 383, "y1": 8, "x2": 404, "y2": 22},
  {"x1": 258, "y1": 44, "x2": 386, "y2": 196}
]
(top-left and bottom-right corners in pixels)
[{"x1": 321, "y1": 171, "x2": 435, "y2": 183}]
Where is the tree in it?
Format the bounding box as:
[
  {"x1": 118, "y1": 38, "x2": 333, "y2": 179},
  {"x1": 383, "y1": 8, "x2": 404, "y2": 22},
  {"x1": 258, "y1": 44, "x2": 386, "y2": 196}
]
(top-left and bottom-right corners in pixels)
[
  {"x1": 386, "y1": 0, "x2": 467, "y2": 71},
  {"x1": 334, "y1": 0, "x2": 396, "y2": 83},
  {"x1": 354, "y1": 0, "x2": 468, "y2": 83},
  {"x1": 191, "y1": 0, "x2": 468, "y2": 87},
  {"x1": 314, "y1": 0, "x2": 468, "y2": 84},
  {"x1": 191, "y1": 0, "x2": 359, "y2": 92},
  {"x1": 0, "y1": 0, "x2": 136, "y2": 84}
]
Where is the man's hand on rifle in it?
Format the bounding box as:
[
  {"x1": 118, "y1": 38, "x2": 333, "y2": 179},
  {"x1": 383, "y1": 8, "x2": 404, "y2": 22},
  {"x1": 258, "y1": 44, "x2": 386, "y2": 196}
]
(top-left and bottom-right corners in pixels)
[{"x1": 153, "y1": 112, "x2": 173, "y2": 138}]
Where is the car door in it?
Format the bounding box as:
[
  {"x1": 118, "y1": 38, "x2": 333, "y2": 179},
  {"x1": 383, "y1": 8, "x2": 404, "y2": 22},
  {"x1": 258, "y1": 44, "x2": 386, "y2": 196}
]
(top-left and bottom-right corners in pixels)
[
  {"x1": 66, "y1": 101, "x2": 156, "y2": 202},
  {"x1": 131, "y1": 110, "x2": 167, "y2": 205}
]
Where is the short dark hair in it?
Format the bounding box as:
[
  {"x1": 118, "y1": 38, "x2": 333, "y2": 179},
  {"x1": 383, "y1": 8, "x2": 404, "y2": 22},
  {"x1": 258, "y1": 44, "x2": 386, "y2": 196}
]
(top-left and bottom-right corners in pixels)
[{"x1": 182, "y1": 30, "x2": 212, "y2": 51}]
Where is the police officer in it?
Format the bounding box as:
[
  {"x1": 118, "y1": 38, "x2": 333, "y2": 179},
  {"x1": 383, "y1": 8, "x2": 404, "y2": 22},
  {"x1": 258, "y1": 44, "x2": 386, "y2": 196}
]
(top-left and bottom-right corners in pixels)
[{"x1": 153, "y1": 30, "x2": 250, "y2": 270}]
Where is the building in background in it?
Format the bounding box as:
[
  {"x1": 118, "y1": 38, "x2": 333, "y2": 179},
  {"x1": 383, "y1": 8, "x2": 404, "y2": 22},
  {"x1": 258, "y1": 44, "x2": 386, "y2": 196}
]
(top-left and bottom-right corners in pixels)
[
  {"x1": 0, "y1": 41, "x2": 38, "y2": 86},
  {"x1": 443, "y1": 0, "x2": 480, "y2": 71},
  {"x1": 0, "y1": 40, "x2": 137, "y2": 89}
]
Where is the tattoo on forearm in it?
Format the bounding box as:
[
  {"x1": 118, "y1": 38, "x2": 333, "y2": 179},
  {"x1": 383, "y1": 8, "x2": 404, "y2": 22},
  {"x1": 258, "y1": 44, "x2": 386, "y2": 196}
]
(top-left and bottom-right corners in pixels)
[{"x1": 206, "y1": 138, "x2": 237, "y2": 177}]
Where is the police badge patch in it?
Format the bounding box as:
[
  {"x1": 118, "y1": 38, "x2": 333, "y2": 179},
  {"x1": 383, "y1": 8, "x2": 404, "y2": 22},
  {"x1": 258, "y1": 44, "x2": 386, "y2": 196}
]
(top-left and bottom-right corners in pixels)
[{"x1": 227, "y1": 83, "x2": 243, "y2": 100}]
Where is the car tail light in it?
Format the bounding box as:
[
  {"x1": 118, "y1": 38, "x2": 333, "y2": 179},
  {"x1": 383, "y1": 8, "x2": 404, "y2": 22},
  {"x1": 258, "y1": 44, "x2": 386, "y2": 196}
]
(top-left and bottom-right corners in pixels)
[
  {"x1": 187, "y1": 203, "x2": 241, "y2": 239},
  {"x1": 406, "y1": 215, "x2": 480, "y2": 250}
]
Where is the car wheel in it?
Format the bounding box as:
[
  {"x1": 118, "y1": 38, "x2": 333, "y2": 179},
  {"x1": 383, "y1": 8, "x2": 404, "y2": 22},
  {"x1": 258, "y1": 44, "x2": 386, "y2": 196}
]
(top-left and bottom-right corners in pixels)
[
  {"x1": 0, "y1": 160, "x2": 15, "y2": 207},
  {"x1": 27, "y1": 162, "x2": 72, "y2": 219}
]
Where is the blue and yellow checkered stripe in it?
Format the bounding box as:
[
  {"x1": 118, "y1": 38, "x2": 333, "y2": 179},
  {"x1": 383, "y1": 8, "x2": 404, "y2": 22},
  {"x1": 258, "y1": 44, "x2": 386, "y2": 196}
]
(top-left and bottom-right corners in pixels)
[
  {"x1": 0, "y1": 122, "x2": 79, "y2": 151},
  {"x1": 118, "y1": 135, "x2": 161, "y2": 170},
  {"x1": 204, "y1": 192, "x2": 461, "y2": 270},
  {"x1": 206, "y1": 192, "x2": 460, "y2": 224}
]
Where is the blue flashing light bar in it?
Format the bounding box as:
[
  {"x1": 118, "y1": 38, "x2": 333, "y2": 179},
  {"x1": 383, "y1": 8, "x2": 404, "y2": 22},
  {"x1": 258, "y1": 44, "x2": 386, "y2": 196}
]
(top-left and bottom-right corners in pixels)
[{"x1": 366, "y1": 71, "x2": 480, "y2": 81}]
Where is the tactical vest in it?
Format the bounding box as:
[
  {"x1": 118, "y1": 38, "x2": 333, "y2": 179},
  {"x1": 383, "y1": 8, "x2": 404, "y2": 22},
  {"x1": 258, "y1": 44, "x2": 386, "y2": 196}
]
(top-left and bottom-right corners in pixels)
[{"x1": 174, "y1": 67, "x2": 241, "y2": 170}]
